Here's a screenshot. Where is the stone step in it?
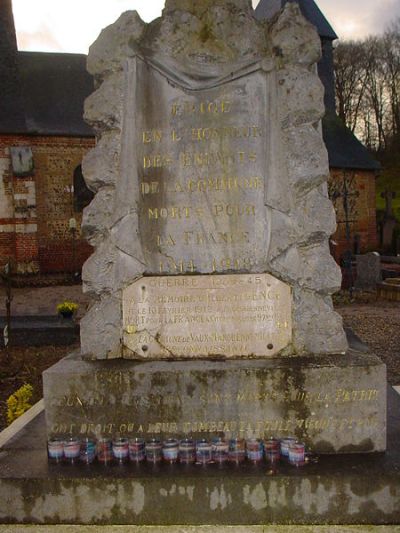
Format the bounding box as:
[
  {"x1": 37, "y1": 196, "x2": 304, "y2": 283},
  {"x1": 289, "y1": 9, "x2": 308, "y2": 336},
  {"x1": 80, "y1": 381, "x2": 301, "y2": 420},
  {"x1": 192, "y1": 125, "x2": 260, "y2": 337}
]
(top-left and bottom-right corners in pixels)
[{"x1": 0, "y1": 389, "x2": 399, "y2": 526}]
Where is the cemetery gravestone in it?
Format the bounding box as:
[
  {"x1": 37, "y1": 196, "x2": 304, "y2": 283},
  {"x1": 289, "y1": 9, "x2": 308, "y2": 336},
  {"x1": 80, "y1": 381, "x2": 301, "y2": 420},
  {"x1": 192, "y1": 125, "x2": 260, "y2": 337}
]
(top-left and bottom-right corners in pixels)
[
  {"x1": 43, "y1": 0, "x2": 386, "y2": 453},
  {"x1": 355, "y1": 252, "x2": 381, "y2": 289}
]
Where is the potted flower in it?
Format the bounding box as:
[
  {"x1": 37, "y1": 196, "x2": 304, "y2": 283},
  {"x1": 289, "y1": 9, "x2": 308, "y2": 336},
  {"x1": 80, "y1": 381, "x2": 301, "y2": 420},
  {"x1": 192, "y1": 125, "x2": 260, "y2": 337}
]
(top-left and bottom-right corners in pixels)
[{"x1": 57, "y1": 301, "x2": 78, "y2": 319}]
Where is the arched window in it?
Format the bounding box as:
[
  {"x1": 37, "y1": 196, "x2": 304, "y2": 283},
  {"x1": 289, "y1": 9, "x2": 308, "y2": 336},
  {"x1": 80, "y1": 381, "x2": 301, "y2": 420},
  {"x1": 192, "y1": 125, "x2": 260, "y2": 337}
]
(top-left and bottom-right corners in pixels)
[{"x1": 73, "y1": 165, "x2": 94, "y2": 212}]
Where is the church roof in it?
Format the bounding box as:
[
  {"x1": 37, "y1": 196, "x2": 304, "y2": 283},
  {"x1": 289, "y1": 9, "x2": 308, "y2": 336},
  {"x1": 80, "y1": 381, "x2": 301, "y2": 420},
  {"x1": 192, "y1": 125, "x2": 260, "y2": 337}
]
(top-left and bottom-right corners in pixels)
[
  {"x1": 323, "y1": 113, "x2": 381, "y2": 171},
  {"x1": 0, "y1": 1, "x2": 93, "y2": 136},
  {"x1": 254, "y1": 0, "x2": 338, "y2": 40},
  {"x1": 17, "y1": 52, "x2": 93, "y2": 137},
  {"x1": 0, "y1": 48, "x2": 94, "y2": 137}
]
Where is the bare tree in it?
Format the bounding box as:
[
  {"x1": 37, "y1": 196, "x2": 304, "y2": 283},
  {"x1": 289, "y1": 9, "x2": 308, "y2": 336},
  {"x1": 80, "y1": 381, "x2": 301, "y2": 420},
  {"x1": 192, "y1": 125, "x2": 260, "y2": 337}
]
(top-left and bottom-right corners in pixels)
[
  {"x1": 364, "y1": 37, "x2": 389, "y2": 152},
  {"x1": 334, "y1": 40, "x2": 368, "y2": 134},
  {"x1": 382, "y1": 21, "x2": 400, "y2": 144},
  {"x1": 334, "y1": 20, "x2": 400, "y2": 154}
]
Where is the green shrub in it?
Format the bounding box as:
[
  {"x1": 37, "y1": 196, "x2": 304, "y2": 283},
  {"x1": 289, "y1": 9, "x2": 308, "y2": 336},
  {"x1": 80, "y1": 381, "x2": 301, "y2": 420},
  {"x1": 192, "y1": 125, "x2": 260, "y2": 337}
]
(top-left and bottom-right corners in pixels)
[{"x1": 7, "y1": 384, "x2": 33, "y2": 424}]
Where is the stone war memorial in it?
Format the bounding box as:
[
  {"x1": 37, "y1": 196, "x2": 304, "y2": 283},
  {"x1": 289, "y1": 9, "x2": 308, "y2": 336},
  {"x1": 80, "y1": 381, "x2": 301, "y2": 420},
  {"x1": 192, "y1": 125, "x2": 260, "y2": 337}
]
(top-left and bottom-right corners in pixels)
[
  {"x1": 44, "y1": 0, "x2": 386, "y2": 453},
  {"x1": 1, "y1": 0, "x2": 399, "y2": 528}
]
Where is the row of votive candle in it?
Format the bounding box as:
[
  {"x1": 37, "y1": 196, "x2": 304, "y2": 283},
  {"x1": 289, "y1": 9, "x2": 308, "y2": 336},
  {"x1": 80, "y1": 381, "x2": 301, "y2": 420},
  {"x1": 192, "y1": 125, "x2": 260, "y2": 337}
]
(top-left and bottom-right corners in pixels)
[{"x1": 48, "y1": 436, "x2": 306, "y2": 466}]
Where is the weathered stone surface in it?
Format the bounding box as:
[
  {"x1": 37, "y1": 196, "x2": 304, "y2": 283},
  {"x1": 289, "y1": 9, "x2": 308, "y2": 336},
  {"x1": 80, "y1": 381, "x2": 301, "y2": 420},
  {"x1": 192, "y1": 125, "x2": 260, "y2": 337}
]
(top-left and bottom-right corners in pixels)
[
  {"x1": 122, "y1": 274, "x2": 292, "y2": 359},
  {"x1": 82, "y1": 239, "x2": 118, "y2": 294},
  {"x1": 286, "y1": 124, "x2": 329, "y2": 197},
  {"x1": 270, "y1": 242, "x2": 341, "y2": 296},
  {"x1": 268, "y1": 189, "x2": 337, "y2": 261},
  {"x1": 268, "y1": 210, "x2": 297, "y2": 260},
  {"x1": 80, "y1": 0, "x2": 348, "y2": 359},
  {"x1": 84, "y1": 72, "x2": 124, "y2": 131},
  {"x1": 43, "y1": 351, "x2": 386, "y2": 452},
  {"x1": 164, "y1": 0, "x2": 252, "y2": 10},
  {"x1": 82, "y1": 186, "x2": 114, "y2": 246},
  {"x1": 110, "y1": 213, "x2": 145, "y2": 262},
  {"x1": 150, "y1": 0, "x2": 267, "y2": 65},
  {"x1": 113, "y1": 250, "x2": 144, "y2": 291},
  {"x1": 298, "y1": 242, "x2": 342, "y2": 294},
  {"x1": 297, "y1": 188, "x2": 337, "y2": 241},
  {"x1": 270, "y1": 3, "x2": 321, "y2": 67},
  {"x1": 80, "y1": 295, "x2": 122, "y2": 359},
  {"x1": 279, "y1": 67, "x2": 325, "y2": 129},
  {"x1": 82, "y1": 240, "x2": 143, "y2": 296},
  {"x1": 3, "y1": 385, "x2": 400, "y2": 525},
  {"x1": 133, "y1": 63, "x2": 271, "y2": 275},
  {"x1": 292, "y1": 289, "x2": 348, "y2": 355},
  {"x1": 81, "y1": 131, "x2": 120, "y2": 191},
  {"x1": 87, "y1": 11, "x2": 145, "y2": 78}
]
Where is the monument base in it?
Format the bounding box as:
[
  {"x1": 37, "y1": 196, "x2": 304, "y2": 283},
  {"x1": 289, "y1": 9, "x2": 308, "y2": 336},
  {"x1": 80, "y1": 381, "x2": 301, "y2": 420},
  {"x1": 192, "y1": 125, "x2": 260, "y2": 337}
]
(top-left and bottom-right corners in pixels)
[
  {"x1": 0, "y1": 388, "x2": 398, "y2": 525},
  {"x1": 43, "y1": 350, "x2": 386, "y2": 453}
]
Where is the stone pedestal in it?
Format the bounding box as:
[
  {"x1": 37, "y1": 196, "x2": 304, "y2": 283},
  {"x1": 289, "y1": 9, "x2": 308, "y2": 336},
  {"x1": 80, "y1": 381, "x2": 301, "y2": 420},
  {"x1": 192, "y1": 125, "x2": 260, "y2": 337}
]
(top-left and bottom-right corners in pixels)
[
  {"x1": 43, "y1": 350, "x2": 386, "y2": 453},
  {"x1": 1, "y1": 387, "x2": 399, "y2": 525}
]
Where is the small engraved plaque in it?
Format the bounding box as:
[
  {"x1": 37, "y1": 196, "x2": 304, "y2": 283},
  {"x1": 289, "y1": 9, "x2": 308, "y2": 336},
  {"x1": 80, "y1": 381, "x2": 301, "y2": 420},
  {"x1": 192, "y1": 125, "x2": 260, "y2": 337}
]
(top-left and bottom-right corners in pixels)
[{"x1": 122, "y1": 273, "x2": 292, "y2": 359}]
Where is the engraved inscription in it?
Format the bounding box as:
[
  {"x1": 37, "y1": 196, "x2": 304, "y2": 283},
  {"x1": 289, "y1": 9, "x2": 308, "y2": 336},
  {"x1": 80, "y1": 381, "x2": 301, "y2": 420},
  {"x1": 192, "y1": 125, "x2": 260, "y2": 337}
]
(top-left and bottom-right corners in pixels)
[
  {"x1": 50, "y1": 415, "x2": 380, "y2": 438},
  {"x1": 136, "y1": 65, "x2": 270, "y2": 274},
  {"x1": 50, "y1": 388, "x2": 381, "y2": 410},
  {"x1": 122, "y1": 273, "x2": 291, "y2": 358}
]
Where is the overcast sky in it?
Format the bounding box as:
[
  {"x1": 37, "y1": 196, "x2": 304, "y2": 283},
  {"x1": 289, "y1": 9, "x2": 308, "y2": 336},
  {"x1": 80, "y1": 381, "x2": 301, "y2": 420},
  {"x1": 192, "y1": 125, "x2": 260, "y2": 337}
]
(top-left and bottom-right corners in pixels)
[{"x1": 12, "y1": 0, "x2": 400, "y2": 55}]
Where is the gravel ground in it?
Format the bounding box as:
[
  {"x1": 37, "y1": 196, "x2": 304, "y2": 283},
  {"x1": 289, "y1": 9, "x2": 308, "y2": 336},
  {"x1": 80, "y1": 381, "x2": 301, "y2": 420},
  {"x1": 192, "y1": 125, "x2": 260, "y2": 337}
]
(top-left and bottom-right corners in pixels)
[{"x1": 336, "y1": 298, "x2": 400, "y2": 386}]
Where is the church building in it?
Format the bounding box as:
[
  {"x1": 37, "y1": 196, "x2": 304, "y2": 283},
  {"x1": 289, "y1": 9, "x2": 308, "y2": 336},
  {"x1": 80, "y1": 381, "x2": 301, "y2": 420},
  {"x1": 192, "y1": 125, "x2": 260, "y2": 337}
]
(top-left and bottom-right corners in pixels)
[{"x1": 0, "y1": 0, "x2": 94, "y2": 276}]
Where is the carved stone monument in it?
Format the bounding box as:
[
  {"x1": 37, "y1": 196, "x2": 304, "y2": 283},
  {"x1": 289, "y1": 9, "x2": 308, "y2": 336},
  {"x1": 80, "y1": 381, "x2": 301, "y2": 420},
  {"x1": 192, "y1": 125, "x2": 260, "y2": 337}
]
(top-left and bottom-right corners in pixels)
[{"x1": 43, "y1": 0, "x2": 386, "y2": 453}]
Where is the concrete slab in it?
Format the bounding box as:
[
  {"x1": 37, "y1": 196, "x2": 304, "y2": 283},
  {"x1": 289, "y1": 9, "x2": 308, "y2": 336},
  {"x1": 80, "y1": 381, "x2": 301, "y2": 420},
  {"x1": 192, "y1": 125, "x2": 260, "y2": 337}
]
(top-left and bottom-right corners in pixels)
[
  {"x1": 0, "y1": 389, "x2": 399, "y2": 526},
  {"x1": 0, "y1": 400, "x2": 43, "y2": 448}
]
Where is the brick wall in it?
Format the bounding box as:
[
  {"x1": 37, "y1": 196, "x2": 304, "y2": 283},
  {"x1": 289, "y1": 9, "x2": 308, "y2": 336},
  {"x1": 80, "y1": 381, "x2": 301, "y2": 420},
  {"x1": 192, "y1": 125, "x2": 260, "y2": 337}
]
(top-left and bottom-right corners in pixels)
[
  {"x1": 32, "y1": 136, "x2": 94, "y2": 273},
  {"x1": 0, "y1": 138, "x2": 17, "y2": 269},
  {"x1": 329, "y1": 168, "x2": 378, "y2": 262},
  {"x1": 0, "y1": 134, "x2": 95, "y2": 274}
]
